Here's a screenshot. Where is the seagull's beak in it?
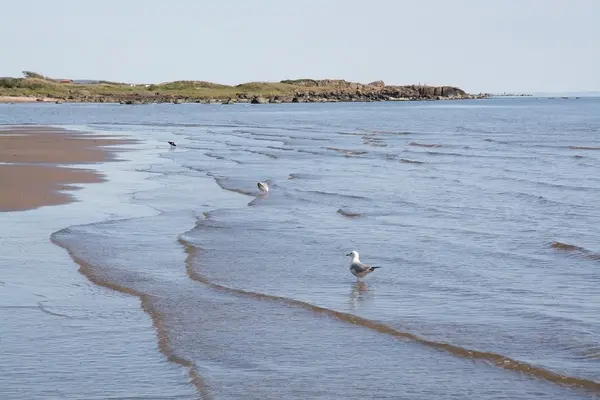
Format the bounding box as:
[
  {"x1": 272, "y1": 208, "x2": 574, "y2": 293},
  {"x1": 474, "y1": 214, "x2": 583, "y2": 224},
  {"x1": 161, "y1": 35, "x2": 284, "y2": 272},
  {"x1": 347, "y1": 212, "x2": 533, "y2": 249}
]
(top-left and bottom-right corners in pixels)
[{"x1": 345, "y1": 253, "x2": 352, "y2": 256}]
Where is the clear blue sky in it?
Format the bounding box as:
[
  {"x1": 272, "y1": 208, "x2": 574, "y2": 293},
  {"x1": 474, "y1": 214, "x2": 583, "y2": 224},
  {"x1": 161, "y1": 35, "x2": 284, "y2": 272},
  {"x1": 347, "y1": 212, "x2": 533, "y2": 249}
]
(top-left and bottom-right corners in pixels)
[{"x1": 2, "y1": 0, "x2": 598, "y2": 93}]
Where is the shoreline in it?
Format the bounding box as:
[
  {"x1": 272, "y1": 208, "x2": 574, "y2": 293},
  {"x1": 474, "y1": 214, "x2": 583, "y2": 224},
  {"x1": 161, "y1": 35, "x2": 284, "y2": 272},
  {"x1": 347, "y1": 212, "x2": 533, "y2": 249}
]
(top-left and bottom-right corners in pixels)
[
  {"x1": 0, "y1": 94, "x2": 489, "y2": 105},
  {"x1": 1, "y1": 77, "x2": 489, "y2": 105},
  {"x1": 0, "y1": 126, "x2": 136, "y2": 212},
  {"x1": 0, "y1": 125, "x2": 199, "y2": 399}
]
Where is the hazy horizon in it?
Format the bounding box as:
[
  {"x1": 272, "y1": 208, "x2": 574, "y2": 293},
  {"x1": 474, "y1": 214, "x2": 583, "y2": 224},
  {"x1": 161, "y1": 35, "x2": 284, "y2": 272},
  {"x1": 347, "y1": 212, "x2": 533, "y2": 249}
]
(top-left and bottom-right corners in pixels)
[{"x1": 2, "y1": 0, "x2": 599, "y2": 94}]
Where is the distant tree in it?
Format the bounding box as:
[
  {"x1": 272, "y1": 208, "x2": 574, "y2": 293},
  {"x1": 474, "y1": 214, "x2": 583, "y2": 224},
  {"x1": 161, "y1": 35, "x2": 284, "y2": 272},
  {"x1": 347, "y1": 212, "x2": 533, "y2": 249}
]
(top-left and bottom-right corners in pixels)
[{"x1": 22, "y1": 71, "x2": 48, "y2": 80}]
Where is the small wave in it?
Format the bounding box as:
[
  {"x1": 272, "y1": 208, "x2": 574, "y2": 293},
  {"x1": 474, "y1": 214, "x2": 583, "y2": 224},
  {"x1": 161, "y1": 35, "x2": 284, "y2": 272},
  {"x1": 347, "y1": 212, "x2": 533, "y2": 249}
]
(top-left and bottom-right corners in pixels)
[
  {"x1": 178, "y1": 238, "x2": 600, "y2": 394},
  {"x1": 409, "y1": 142, "x2": 442, "y2": 148},
  {"x1": 483, "y1": 138, "x2": 511, "y2": 144},
  {"x1": 287, "y1": 134, "x2": 330, "y2": 142},
  {"x1": 410, "y1": 150, "x2": 537, "y2": 161},
  {"x1": 204, "y1": 153, "x2": 225, "y2": 160},
  {"x1": 37, "y1": 301, "x2": 82, "y2": 320},
  {"x1": 490, "y1": 174, "x2": 597, "y2": 192},
  {"x1": 203, "y1": 153, "x2": 243, "y2": 164},
  {"x1": 183, "y1": 145, "x2": 216, "y2": 151},
  {"x1": 296, "y1": 149, "x2": 323, "y2": 155},
  {"x1": 212, "y1": 177, "x2": 255, "y2": 197},
  {"x1": 287, "y1": 173, "x2": 319, "y2": 180},
  {"x1": 503, "y1": 192, "x2": 569, "y2": 207},
  {"x1": 399, "y1": 158, "x2": 425, "y2": 164},
  {"x1": 247, "y1": 197, "x2": 265, "y2": 207},
  {"x1": 551, "y1": 242, "x2": 600, "y2": 261},
  {"x1": 181, "y1": 165, "x2": 205, "y2": 174},
  {"x1": 240, "y1": 149, "x2": 278, "y2": 159},
  {"x1": 569, "y1": 146, "x2": 600, "y2": 150},
  {"x1": 551, "y1": 242, "x2": 582, "y2": 251},
  {"x1": 326, "y1": 147, "x2": 368, "y2": 157},
  {"x1": 362, "y1": 135, "x2": 388, "y2": 147},
  {"x1": 248, "y1": 132, "x2": 288, "y2": 139},
  {"x1": 51, "y1": 230, "x2": 212, "y2": 399},
  {"x1": 357, "y1": 128, "x2": 414, "y2": 135},
  {"x1": 337, "y1": 208, "x2": 361, "y2": 218},
  {"x1": 572, "y1": 346, "x2": 600, "y2": 360},
  {"x1": 338, "y1": 131, "x2": 364, "y2": 136},
  {"x1": 306, "y1": 190, "x2": 369, "y2": 201},
  {"x1": 247, "y1": 136, "x2": 283, "y2": 142},
  {"x1": 266, "y1": 146, "x2": 295, "y2": 151}
]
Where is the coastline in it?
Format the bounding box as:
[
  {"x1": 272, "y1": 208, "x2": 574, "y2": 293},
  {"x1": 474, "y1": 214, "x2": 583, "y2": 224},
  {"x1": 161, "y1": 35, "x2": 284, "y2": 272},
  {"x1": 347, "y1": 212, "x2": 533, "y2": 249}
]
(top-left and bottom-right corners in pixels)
[
  {"x1": 0, "y1": 77, "x2": 489, "y2": 105},
  {"x1": 0, "y1": 125, "x2": 198, "y2": 399}
]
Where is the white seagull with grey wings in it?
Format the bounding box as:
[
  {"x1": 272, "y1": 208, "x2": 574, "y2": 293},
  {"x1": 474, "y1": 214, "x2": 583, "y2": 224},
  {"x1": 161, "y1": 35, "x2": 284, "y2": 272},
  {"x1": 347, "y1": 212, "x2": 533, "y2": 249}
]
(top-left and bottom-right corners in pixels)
[
  {"x1": 346, "y1": 250, "x2": 380, "y2": 281},
  {"x1": 257, "y1": 181, "x2": 269, "y2": 193}
]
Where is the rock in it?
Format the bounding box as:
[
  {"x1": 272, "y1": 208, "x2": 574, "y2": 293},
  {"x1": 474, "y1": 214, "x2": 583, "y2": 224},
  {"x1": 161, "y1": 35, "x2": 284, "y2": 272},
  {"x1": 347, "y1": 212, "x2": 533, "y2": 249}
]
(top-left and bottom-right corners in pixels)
[
  {"x1": 251, "y1": 96, "x2": 268, "y2": 104},
  {"x1": 368, "y1": 80, "x2": 385, "y2": 87},
  {"x1": 173, "y1": 99, "x2": 182, "y2": 104}
]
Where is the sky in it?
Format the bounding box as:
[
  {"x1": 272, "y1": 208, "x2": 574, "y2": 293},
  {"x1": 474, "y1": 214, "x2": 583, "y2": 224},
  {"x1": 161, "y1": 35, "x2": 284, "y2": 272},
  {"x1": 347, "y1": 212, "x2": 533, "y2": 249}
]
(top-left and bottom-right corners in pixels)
[{"x1": 1, "y1": 0, "x2": 599, "y2": 94}]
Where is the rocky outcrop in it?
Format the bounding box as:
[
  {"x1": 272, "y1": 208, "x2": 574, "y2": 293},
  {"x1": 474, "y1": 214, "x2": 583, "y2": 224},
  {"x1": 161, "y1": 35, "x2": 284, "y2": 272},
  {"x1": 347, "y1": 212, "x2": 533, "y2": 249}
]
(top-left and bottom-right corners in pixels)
[
  {"x1": 0, "y1": 79, "x2": 488, "y2": 104},
  {"x1": 368, "y1": 80, "x2": 385, "y2": 87},
  {"x1": 250, "y1": 96, "x2": 269, "y2": 104}
]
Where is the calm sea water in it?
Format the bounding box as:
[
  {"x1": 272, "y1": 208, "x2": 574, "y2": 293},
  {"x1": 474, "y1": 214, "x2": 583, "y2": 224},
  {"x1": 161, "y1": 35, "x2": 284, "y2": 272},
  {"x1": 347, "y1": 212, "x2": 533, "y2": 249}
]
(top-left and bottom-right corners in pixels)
[{"x1": 1, "y1": 98, "x2": 600, "y2": 399}]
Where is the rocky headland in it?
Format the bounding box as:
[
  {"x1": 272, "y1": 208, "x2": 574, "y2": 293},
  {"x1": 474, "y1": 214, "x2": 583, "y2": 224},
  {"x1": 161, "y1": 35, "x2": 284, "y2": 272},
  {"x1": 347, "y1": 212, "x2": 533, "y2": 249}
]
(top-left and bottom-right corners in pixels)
[{"x1": 0, "y1": 74, "x2": 489, "y2": 105}]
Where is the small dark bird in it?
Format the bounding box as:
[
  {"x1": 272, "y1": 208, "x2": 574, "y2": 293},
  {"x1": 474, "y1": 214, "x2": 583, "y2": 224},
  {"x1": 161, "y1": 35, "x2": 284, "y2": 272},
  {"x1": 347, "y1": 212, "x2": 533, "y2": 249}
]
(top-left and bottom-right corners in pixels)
[{"x1": 168, "y1": 141, "x2": 176, "y2": 147}]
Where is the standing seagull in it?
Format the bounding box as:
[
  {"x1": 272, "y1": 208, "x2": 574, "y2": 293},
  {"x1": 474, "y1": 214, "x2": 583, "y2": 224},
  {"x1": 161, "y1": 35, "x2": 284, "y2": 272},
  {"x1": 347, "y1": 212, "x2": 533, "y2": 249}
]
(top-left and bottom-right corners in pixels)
[
  {"x1": 257, "y1": 181, "x2": 269, "y2": 193},
  {"x1": 168, "y1": 141, "x2": 177, "y2": 147},
  {"x1": 346, "y1": 251, "x2": 380, "y2": 281}
]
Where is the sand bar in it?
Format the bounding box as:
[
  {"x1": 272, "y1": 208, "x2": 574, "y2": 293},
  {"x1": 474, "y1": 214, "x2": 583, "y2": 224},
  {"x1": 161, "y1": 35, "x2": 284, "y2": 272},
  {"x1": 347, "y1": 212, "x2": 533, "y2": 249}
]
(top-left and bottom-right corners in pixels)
[
  {"x1": 0, "y1": 96, "x2": 57, "y2": 103},
  {"x1": 0, "y1": 126, "x2": 136, "y2": 212}
]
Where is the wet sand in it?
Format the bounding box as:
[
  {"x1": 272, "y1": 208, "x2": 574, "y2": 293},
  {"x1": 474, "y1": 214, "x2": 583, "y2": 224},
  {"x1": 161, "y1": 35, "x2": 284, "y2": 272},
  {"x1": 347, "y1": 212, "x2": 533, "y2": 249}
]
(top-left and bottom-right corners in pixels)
[
  {"x1": 0, "y1": 96, "x2": 57, "y2": 103},
  {"x1": 0, "y1": 126, "x2": 136, "y2": 212},
  {"x1": 0, "y1": 125, "x2": 198, "y2": 399}
]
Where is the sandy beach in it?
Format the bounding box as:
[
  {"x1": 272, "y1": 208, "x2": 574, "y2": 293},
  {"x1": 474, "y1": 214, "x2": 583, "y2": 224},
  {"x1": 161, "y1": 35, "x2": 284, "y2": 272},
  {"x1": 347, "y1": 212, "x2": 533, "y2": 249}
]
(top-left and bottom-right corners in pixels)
[
  {"x1": 0, "y1": 126, "x2": 135, "y2": 211},
  {"x1": 0, "y1": 124, "x2": 198, "y2": 399},
  {"x1": 0, "y1": 96, "x2": 57, "y2": 103}
]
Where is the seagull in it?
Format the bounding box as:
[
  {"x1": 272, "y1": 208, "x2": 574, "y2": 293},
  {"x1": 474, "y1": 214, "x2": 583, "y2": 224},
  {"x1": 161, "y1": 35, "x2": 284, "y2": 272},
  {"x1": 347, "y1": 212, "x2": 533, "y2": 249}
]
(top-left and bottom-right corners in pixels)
[
  {"x1": 257, "y1": 181, "x2": 269, "y2": 193},
  {"x1": 346, "y1": 251, "x2": 380, "y2": 281},
  {"x1": 168, "y1": 141, "x2": 176, "y2": 147}
]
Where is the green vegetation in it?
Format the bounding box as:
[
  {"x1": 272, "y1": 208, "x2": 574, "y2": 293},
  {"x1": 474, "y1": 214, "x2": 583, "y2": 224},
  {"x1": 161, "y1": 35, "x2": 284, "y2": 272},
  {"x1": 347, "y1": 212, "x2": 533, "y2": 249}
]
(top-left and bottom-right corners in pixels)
[
  {"x1": 0, "y1": 71, "x2": 480, "y2": 103},
  {"x1": 0, "y1": 74, "x2": 339, "y2": 100}
]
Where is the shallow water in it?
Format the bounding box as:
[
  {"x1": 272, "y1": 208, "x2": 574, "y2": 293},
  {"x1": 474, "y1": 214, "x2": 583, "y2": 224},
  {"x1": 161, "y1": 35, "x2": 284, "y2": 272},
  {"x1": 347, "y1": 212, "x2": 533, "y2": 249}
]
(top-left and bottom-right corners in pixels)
[{"x1": 2, "y1": 98, "x2": 600, "y2": 399}]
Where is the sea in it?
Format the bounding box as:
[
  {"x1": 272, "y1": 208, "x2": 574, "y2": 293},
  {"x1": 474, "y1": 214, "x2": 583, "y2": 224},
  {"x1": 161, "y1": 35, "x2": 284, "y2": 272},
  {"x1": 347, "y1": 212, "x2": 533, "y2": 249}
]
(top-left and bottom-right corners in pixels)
[{"x1": 1, "y1": 97, "x2": 599, "y2": 399}]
